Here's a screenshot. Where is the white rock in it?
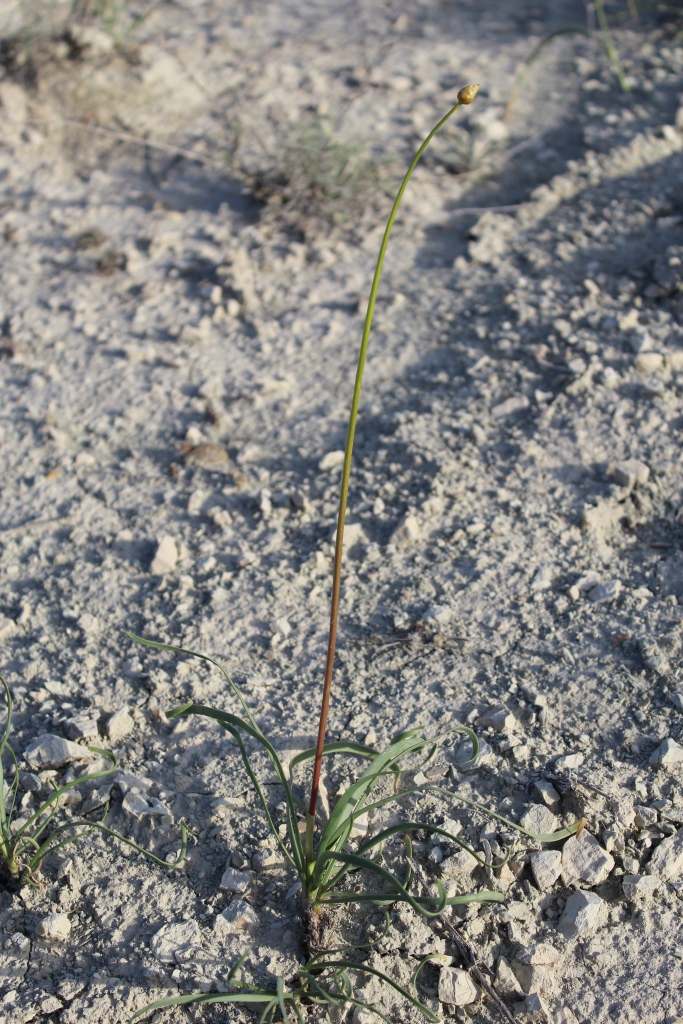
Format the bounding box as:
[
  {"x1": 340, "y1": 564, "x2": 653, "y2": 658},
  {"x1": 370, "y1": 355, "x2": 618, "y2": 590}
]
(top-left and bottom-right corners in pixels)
[
  {"x1": 122, "y1": 791, "x2": 171, "y2": 820},
  {"x1": 319, "y1": 450, "x2": 345, "y2": 471},
  {"x1": 220, "y1": 867, "x2": 252, "y2": 893},
  {"x1": 623, "y1": 874, "x2": 660, "y2": 899},
  {"x1": 114, "y1": 772, "x2": 152, "y2": 794},
  {"x1": 252, "y1": 849, "x2": 280, "y2": 871},
  {"x1": 151, "y1": 535, "x2": 178, "y2": 574},
  {"x1": 494, "y1": 956, "x2": 524, "y2": 1000},
  {"x1": 215, "y1": 899, "x2": 260, "y2": 936},
  {"x1": 438, "y1": 967, "x2": 478, "y2": 1006},
  {"x1": 530, "y1": 850, "x2": 562, "y2": 890},
  {"x1": 491, "y1": 394, "x2": 529, "y2": 419},
  {"x1": 517, "y1": 992, "x2": 550, "y2": 1020},
  {"x1": 441, "y1": 847, "x2": 478, "y2": 877},
  {"x1": 647, "y1": 827, "x2": 683, "y2": 881},
  {"x1": 24, "y1": 735, "x2": 92, "y2": 770},
  {"x1": 476, "y1": 702, "x2": 514, "y2": 732},
  {"x1": 606, "y1": 459, "x2": 649, "y2": 489},
  {"x1": 586, "y1": 579, "x2": 622, "y2": 604},
  {"x1": 389, "y1": 513, "x2": 421, "y2": 547},
  {"x1": 331, "y1": 522, "x2": 366, "y2": 548},
  {"x1": 35, "y1": 913, "x2": 71, "y2": 942},
  {"x1": 520, "y1": 805, "x2": 559, "y2": 836},
  {"x1": 555, "y1": 752, "x2": 584, "y2": 770},
  {"x1": 64, "y1": 716, "x2": 99, "y2": 741},
  {"x1": 561, "y1": 831, "x2": 614, "y2": 886},
  {"x1": 515, "y1": 943, "x2": 560, "y2": 967},
  {"x1": 649, "y1": 738, "x2": 683, "y2": 767},
  {"x1": 106, "y1": 707, "x2": 135, "y2": 743},
  {"x1": 557, "y1": 889, "x2": 605, "y2": 938},
  {"x1": 534, "y1": 780, "x2": 560, "y2": 807},
  {"x1": 150, "y1": 920, "x2": 201, "y2": 963}
]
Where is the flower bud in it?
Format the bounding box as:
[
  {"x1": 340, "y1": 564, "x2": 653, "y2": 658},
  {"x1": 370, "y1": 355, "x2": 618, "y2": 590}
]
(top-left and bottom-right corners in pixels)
[{"x1": 457, "y1": 83, "x2": 479, "y2": 105}]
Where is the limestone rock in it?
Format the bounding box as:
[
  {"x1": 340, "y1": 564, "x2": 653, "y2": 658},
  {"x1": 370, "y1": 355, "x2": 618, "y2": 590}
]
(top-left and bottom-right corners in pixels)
[
  {"x1": 220, "y1": 867, "x2": 252, "y2": 893},
  {"x1": 555, "y1": 752, "x2": 584, "y2": 770},
  {"x1": 215, "y1": 899, "x2": 260, "y2": 937},
  {"x1": 184, "y1": 442, "x2": 231, "y2": 472},
  {"x1": 252, "y1": 849, "x2": 280, "y2": 871},
  {"x1": 557, "y1": 890, "x2": 605, "y2": 938},
  {"x1": 24, "y1": 735, "x2": 93, "y2": 770},
  {"x1": 438, "y1": 967, "x2": 478, "y2": 1006},
  {"x1": 106, "y1": 707, "x2": 135, "y2": 743},
  {"x1": 561, "y1": 831, "x2": 614, "y2": 886},
  {"x1": 649, "y1": 738, "x2": 683, "y2": 767},
  {"x1": 35, "y1": 913, "x2": 72, "y2": 942},
  {"x1": 647, "y1": 827, "x2": 683, "y2": 881},
  {"x1": 389, "y1": 513, "x2": 421, "y2": 547},
  {"x1": 622, "y1": 874, "x2": 660, "y2": 899},
  {"x1": 520, "y1": 804, "x2": 558, "y2": 836},
  {"x1": 151, "y1": 535, "x2": 178, "y2": 574},
  {"x1": 441, "y1": 846, "x2": 478, "y2": 876},
  {"x1": 530, "y1": 850, "x2": 562, "y2": 890},
  {"x1": 476, "y1": 702, "x2": 515, "y2": 732},
  {"x1": 494, "y1": 956, "x2": 524, "y2": 1000},
  {"x1": 64, "y1": 715, "x2": 99, "y2": 741},
  {"x1": 150, "y1": 920, "x2": 201, "y2": 963},
  {"x1": 534, "y1": 779, "x2": 560, "y2": 807},
  {"x1": 553, "y1": 1008, "x2": 579, "y2": 1024},
  {"x1": 606, "y1": 459, "x2": 649, "y2": 489},
  {"x1": 515, "y1": 992, "x2": 550, "y2": 1020}
]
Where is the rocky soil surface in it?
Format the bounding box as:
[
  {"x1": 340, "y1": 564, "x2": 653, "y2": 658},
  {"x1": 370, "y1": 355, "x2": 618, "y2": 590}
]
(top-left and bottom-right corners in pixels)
[{"x1": 0, "y1": 2, "x2": 682, "y2": 1023}]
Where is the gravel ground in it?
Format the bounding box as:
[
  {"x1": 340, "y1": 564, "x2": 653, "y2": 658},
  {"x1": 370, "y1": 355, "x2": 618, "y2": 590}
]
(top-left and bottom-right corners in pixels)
[{"x1": 0, "y1": 2, "x2": 682, "y2": 1023}]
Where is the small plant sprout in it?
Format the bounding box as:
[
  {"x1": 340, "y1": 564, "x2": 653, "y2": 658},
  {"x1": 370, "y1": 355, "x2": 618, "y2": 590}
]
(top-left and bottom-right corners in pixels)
[
  {"x1": 129, "y1": 84, "x2": 580, "y2": 1018},
  {"x1": 0, "y1": 674, "x2": 187, "y2": 884}
]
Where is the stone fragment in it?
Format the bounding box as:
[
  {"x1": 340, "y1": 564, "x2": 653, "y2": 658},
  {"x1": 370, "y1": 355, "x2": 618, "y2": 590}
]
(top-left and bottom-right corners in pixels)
[
  {"x1": 623, "y1": 874, "x2": 660, "y2": 899},
  {"x1": 534, "y1": 780, "x2": 560, "y2": 807},
  {"x1": 35, "y1": 913, "x2": 72, "y2": 941},
  {"x1": 441, "y1": 847, "x2": 478, "y2": 876},
  {"x1": 586, "y1": 579, "x2": 622, "y2": 604},
  {"x1": 454, "y1": 737, "x2": 493, "y2": 771},
  {"x1": 476, "y1": 702, "x2": 515, "y2": 732},
  {"x1": 530, "y1": 850, "x2": 562, "y2": 890},
  {"x1": 516, "y1": 943, "x2": 560, "y2": 967},
  {"x1": 649, "y1": 738, "x2": 683, "y2": 767},
  {"x1": 24, "y1": 735, "x2": 92, "y2": 770},
  {"x1": 561, "y1": 831, "x2": 614, "y2": 886},
  {"x1": 215, "y1": 899, "x2": 260, "y2": 937},
  {"x1": 634, "y1": 351, "x2": 664, "y2": 373},
  {"x1": 122, "y1": 791, "x2": 171, "y2": 820},
  {"x1": 520, "y1": 805, "x2": 558, "y2": 836},
  {"x1": 634, "y1": 805, "x2": 658, "y2": 827},
  {"x1": 252, "y1": 849, "x2": 280, "y2": 872},
  {"x1": 184, "y1": 442, "x2": 231, "y2": 472},
  {"x1": 494, "y1": 956, "x2": 524, "y2": 1000},
  {"x1": 106, "y1": 707, "x2": 135, "y2": 743},
  {"x1": 512, "y1": 962, "x2": 554, "y2": 997},
  {"x1": 150, "y1": 920, "x2": 201, "y2": 963},
  {"x1": 389, "y1": 513, "x2": 421, "y2": 547},
  {"x1": 647, "y1": 827, "x2": 683, "y2": 881},
  {"x1": 220, "y1": 867, "x2": 252, "y2": 893},
  {"x1": 319, "y1": 450, "x2": 345, "y2": 471},
  {"x1": 555, "y1": 753, "x2": 584, "y2": 770},
  {"x1": 515, "y1": 992, "x2": 550, "y2": 1020},
  {"x1": 491, "y1": 394, "x2": 529, "y2": 419},
  {"x1": 151, "y1": 535, "x2": 178, "y2": 574},
  {"x1": 557, "y1": 890, "x2": 605, "y2": 938},
  {"x1": 81, "y1": 784, "x2": 112, "y2": 814},
  {"x1": 114, "y1": 771, "x2": 152, "y2": 794},
  {"x1": 606, "y1": 459, "x2": 649, "y2": 489},
  {"x1": 64, "y1": 715, "x2": 99, "y2": 741},
  {"x1": 438, "y1": 967, "x2": 478, "y2": 1006}
]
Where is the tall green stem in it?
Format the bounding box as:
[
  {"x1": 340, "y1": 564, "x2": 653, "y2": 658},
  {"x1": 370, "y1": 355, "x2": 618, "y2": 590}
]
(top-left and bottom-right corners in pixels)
[{"x1": 307, "y1": 86, "x2": 479, "y2": 830}]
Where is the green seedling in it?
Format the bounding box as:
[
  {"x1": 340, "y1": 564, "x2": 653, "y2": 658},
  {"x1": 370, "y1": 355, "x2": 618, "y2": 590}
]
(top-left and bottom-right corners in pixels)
[
  {"x1": 0, "y1": 674, "x2": 187, "y2": 883},
  {"x1": 128, "y1": 84, "x2": 581, "y2": 1019}
]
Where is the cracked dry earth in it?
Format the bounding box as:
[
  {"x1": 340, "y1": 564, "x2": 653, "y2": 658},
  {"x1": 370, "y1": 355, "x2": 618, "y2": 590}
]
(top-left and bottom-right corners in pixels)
[{"x1": 0, "y1": 2, "x2": 683, "y2": 1023}]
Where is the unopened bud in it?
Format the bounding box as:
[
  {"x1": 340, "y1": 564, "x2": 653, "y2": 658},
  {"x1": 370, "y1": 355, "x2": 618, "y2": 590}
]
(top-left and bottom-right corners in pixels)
[{"x1": 457, "y1": 83, "x2": 479, "y2": 105}]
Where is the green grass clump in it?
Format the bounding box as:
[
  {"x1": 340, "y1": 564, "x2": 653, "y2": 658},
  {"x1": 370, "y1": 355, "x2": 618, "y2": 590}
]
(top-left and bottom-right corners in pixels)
[{"x1": 0, "y1": 674, "x2": 187, "y2": 884}]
